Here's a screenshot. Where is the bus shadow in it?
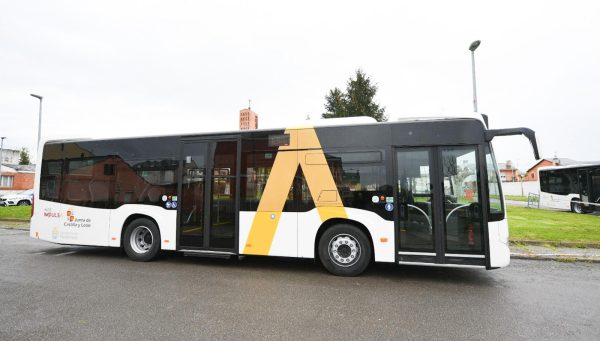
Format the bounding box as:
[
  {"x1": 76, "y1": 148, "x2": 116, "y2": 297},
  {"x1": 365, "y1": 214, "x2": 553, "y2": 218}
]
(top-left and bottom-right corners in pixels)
[{"x1": 33, "y1": 246, "x2": 499, "y2": 286}]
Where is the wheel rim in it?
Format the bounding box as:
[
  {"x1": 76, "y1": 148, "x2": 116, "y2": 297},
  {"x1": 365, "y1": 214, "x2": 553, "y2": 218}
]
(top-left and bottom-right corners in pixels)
[
  {"x1": 328, "y1": 233, "x2": 361, "y2": 267},
  {"x1": 130, "y1": 226, "x2": 154, "y2": 254},
  {"x1": 574, "y1": 203, "x2": 583, "y2": 213}
]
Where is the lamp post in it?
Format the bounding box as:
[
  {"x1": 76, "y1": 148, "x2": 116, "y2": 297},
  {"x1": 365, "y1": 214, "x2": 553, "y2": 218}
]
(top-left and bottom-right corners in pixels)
[
  {"x1": 30, "y1": 94, "x2": 43, "y2": 152},
  {"x1": 0, "y1": 137, "x2": 5, "y2": 187},
  {"x1": 469, "y1": 40, "x2": 481, "y2": 112}
]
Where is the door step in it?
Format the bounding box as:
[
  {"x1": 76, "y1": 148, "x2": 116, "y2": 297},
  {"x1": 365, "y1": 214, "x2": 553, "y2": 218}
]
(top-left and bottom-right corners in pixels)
[{"x1": 180, "y1": 249, "x2": 237, "y2": 259}]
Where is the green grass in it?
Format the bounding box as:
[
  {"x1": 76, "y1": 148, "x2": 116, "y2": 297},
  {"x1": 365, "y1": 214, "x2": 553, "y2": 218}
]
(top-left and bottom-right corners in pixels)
[
  {"x1": 0, "y1": 206, "x2": 32, "y2": 221},
  {"x1": 505, "y1": 195, "x2": 528, "y2": 202},
  {"x1": 507, "y1": 206, "x2": 600, "y2": 243}
]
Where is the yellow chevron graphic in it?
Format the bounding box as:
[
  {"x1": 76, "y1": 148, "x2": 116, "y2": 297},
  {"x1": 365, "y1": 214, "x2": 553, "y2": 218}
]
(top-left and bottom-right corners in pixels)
[{"x1": 243, "y1": 127, "x2": 347, "y2": 255}]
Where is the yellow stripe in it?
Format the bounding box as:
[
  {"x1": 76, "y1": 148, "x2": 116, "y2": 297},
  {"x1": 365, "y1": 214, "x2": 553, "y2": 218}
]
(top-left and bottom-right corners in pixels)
[
  {"x1": 243, "y1": 151, "x2": 296, "y2": 255},
  {"x1": 243, "y1": 127, "x2": 347, "y2": 255}
]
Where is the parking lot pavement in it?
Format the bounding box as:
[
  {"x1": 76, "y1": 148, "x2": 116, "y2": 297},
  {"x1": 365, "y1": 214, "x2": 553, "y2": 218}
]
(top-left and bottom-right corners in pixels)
[{"x1": 1, "y1": 228, "x2": 600, "y2": 340}]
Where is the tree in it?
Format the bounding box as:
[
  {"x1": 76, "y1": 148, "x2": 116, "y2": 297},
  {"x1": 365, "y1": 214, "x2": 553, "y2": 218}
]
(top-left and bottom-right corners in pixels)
[
  {"x1": 322, "y1": 69, "x2": 387, "y2": 122},
  {"x1": 322, "y1": 88, "x2": 348, "y2": 119},
  {"x1": 19, "y1": 148, "x2": 30, "y2": 165}
]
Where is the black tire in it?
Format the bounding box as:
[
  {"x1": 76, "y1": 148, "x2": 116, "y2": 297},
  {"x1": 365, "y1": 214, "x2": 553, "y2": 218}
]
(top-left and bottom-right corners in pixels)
[
  {"x1": 17, "y1": 200, "x2": 30, "y2": 206},
  {"x1": 123, "y1": 218, "x2": 161, "y2": 261},
  {"x1": 571, "y1": 200, "x2": 585, "y2": 214},
  {"x1": 318, "y1": 224, "x2": 372, "y2": 276}
]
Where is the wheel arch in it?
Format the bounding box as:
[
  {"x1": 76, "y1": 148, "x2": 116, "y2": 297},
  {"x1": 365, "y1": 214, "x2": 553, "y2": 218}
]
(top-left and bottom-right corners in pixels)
[
  {"x1": 120, "y1": 214, "x2": 161, "y2": 247},
  {"x1": 314, "y1": 218, "x2": 374, "y2": 262}
]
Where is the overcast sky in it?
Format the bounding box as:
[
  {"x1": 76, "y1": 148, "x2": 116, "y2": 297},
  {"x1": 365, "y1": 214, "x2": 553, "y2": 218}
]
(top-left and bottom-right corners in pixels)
[{"x1": 2, "y1": 0, "x2": 599, "y2": 170}]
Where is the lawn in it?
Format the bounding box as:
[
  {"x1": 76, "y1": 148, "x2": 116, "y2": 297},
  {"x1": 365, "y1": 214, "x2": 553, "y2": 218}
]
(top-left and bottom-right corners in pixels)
[
  {"x1": 505, "y1": 195, "x2": 528, "y2": 202},
  {"x1": 507, "y1": 206, "x2": 600, "y2": 243},
  {"x1": 0, "y1": 206, "x2": 32, "y2": 221}
]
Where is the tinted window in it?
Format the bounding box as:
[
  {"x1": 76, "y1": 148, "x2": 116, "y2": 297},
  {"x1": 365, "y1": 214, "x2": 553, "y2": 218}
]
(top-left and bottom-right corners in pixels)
[
  {"x1": 113, "y1": 158, "x2": 178, "y2": 207},
  {"x1": 240, "y1": 134, "x2": 296, "y2": 211},
  {"x1": 62, "y1": 157, "x2": 111, "y2": 208},
  {"x1": 41, "y1": 139, "x2": 179, "y2": 209},
  {"x1": 40, "y1": 160, "x2": 63, "y2": 201},
  {"x1": 324, "y1": 150, "x2": 392, "y2": 220},
  {"x1": 40, "y1": 144, "x2": 64, "y2": 202},
  {"x1": 540, "y1": 169, "x2": 578, "y2": 195}
]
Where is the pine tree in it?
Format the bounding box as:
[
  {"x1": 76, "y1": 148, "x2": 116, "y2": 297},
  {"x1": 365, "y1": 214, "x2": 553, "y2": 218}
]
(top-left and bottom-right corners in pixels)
[
  {"x1": 322, "y1": 70, "x2": 387, "y2": 122},
  {"x1": 322, "y1": 88, "x2": 348, "y2": 119},
  {"x1": 19, "y1": 148, "x2": 30, "y2": 165}
]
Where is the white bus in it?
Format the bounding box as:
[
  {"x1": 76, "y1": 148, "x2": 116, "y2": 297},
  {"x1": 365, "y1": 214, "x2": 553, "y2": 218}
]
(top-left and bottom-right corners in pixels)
[
  {"x1": 30, "y1": 115, "x2": 539, "y2": 276},
  {"x1": 539, "y1": 164, "x2": 600, "y2": 213}
]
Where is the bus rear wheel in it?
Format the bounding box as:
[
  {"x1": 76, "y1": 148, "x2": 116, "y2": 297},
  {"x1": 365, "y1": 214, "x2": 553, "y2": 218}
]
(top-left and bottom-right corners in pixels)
[
  {"x1": 571, "y1": 200, "x2": 586, "y2": 214},
  {"x1": 123, "y1": 218, "x2": 161, "y2": 261},
  {"x1": 318, "y1": 224, "x2": 371, "y2": 276}
]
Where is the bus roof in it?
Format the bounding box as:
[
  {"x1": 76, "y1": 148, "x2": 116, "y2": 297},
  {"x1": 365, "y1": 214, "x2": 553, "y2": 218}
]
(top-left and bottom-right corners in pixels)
[
  {"x1": 41, "y1": 114, "x2": 487, "y2": 145},
  {"x1": 539, "y1": 163, "x2": 600, "y2": 172}
]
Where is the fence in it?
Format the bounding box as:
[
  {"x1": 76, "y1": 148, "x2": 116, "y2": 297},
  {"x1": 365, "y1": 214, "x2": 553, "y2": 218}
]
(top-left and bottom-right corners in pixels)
[{"x1": 501, "y1": 181, "x2": 540, "y2": 197}]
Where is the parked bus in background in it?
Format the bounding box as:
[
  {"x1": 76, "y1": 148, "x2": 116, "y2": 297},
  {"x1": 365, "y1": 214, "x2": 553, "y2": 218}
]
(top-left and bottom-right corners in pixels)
[
  {"x1": 539, "y1": 164, "x2": 600, "y2": 214},
  {"x1": 30, "y1": 115, "x2": 539, "y2": 276}
]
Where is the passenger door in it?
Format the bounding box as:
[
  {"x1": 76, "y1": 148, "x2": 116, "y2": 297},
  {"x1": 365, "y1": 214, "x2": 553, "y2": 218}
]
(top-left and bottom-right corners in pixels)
[
  {"x1": 178, "y1": 139, "x2": 239, "y2": 251},
  {"x1": 395, "y1": 146, "x2": 485, "y2": 266}
]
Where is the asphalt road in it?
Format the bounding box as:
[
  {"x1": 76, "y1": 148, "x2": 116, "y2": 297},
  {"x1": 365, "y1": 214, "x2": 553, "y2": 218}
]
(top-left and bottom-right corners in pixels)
[{"x1": 1, "y1": 228, "x2": 599, "y2": 340}]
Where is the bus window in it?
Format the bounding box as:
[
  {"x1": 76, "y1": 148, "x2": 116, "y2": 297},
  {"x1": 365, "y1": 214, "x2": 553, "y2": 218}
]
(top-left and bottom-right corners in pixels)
[
  {"x1": 40, "y1": 160, "x2": 63, "y2": 202},
  {"x1": 325, "y1": 151, "x2": 391, "y2": 220}
]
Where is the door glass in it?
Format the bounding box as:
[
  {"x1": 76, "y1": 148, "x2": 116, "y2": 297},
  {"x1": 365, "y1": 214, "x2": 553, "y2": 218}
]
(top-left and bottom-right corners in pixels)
[
  {"x1": 180, "y1": 143, "x2": 207, "y2": 247},
  {"x1": 578, "y1": 170, "x2": 589, "y2": 202},
  {"x1": 442, "y1": 147, "x2": 482, "y2": 253},
  {"x1": 590, "y1": 169, "x2": 600, "y2": 204},
  {"x1": 209, "y1": 141, "x2": 237, "y2": 249},
  {"x1": 396, "y1": 150, "x2": 434, "y2": 251}
]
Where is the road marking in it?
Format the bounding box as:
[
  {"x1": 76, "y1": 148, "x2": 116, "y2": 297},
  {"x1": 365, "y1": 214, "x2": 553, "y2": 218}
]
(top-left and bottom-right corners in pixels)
[
  {"x1": 55, "y1": 251, "x2": 77, "y2": 256},
  {"x1": 33, "y1": 251, "x2": 46, "y2": 255}
]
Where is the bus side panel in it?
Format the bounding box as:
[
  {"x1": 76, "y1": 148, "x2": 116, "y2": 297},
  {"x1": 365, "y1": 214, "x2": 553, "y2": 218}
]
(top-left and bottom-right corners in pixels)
[
  {"x1": 540, "y1": 192, "x2": 577, "y2": 210},
  {"x1": 109, "y1": 205, "x2": 177, "y2": 250},
  {"x1": 297, "y1": 208, "x2": 395, "y2": 263},
  {"x1": 239, "y1": 211, "x2": 298, "y2": 257},
  {"x1": 488, "y1": 218, "x2": 510, "y2": 268},
  {"x1": 30, "y1": 199, "x2": 64, "y2": 242},
  {"x1": 31, "y1": 199, "x2": 110, "y2": 247}
]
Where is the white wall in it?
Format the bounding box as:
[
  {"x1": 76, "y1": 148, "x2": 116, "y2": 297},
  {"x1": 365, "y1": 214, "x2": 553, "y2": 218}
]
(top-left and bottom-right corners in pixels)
[{"x1": 501, "y1": 181, "x2": 540, "y2": 196}]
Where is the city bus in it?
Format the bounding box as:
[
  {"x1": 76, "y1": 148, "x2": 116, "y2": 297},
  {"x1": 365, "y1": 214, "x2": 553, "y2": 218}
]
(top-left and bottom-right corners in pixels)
[
  {"x1": 30, "y1": 115, "x2": 539, "y2": 276},
  {"x1": 539, "y1": 164, "x2": 600, "y2": 213}
]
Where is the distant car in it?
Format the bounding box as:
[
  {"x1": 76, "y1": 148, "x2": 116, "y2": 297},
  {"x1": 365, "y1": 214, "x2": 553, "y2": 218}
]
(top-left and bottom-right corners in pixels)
[{"x1": 0, "y1": 190, "x2": 33, "y2": 206}]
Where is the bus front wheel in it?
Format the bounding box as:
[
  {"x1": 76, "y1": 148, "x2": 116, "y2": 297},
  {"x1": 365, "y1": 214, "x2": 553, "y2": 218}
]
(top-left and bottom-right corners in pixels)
[
  {"x1": 123, "y1": 218, "x2": 161, "y2": 261},
  {"x1": 318, "y1": 224, "x2": 372, "y2": 276}
]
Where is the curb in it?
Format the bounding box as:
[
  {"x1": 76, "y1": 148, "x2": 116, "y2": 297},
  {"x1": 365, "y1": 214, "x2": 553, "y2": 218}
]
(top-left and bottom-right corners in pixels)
[
  {"x1": 510, "y1": 240, "x2": 600, "y2": 249},
  {"x1": 511, "y1": 253, "x2": 600, "y2": 263},
  {"x1": 0, "y1": 218, "x2": 30, "y2": 223}
]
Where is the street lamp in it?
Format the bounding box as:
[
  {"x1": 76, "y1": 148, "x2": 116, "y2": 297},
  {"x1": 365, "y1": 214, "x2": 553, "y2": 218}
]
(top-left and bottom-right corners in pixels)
[
  {"x1": 0, "y1": 137, "x2": 5, "y2": 187},
  {"x1": 469, "y1": 40, "x2": 481, "y2": 112},
  {"x1": 30, "y1": 94, "x2": 43, "y2": 152}
]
